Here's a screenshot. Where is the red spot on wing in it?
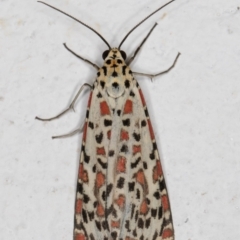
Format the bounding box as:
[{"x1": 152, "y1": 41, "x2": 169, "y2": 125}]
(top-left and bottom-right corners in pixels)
[
  {"x1": 96, "y1": 172, "x2": 105, "y2": 188},
  {"x1": 107, "y1": 130, "x2": 111, "y2": 140},
  {"x1": 156, "y1": 160, "x2": 163, "y2": 176},
  {"x1": 115, "y1": 195, "x2": 125, "y2": 209},
  {"x1": 162, "y1": 228, "x2": 173, "y2": 239},
  {"x1": 133, "y1": 145, "x2": 141, "y2": 155},
  {"x1": 140, "y1": 199, "x2": 149, "y2": 215},
  {"x1": 96, "y1": 203, "x2": 105, "y2": 217},
  {"x1": 120, "y1": 129, "x2": 129, "y2": 141},
  {"x1": 153, "y1": 161, "x2": 163, "y2": 182},
  {"x1": 135, "y1": 170, "x2": 146, "y2": 185},
  {"x1": 123, "y1": 99, "x2": 133, "y2": 114},
  {"x1": 147, "y1": 119, "x2": 155, "y2": 140},
  {"x1": 78, "y1": 163, "x2": 88, "y2": 182},
  {"x1": 138, "y1": 89, "x2": 146, "y2": 106},
  {"x1": 117, "y1": 157, "x2": 126, "y2": 172},
  {"x1": 75, "y1": 199, "x2": 83, "y2": 214},
  {"x1": 111, "y1": 220, "x2": 120, "y2": 228},
  {"x1": 161, "y1": 195, "x2": 170, "y2": 211},
  {"x1": 100, "y1": 101, "x2": 110, "y2": 115},
  {"x1": 97, "y1": 147, "x2": 106, "y2": 155},
  {"x1": 82, "y1": 122, "x2": 87, "y2": 142},
  {"x1": 153, "y1": 166, "x2": 158, "y2": 183},
  {"x1": 87, "y1": 92, "x2": 93, "y2": 108},
  {"x1": 75, "y1": 233, "x2": 85, "y2": 240}
]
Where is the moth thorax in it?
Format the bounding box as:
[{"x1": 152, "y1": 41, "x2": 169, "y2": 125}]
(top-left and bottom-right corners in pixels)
[{"x1": 106, "y1": 76, "x2": 125, "y2": 99}]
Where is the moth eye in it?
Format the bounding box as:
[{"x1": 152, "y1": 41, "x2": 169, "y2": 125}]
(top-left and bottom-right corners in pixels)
[
  {"x1": 120, "y1": 50, "x2": 127, "y2": 60},
  {"x1": 117, "y1": 59, "x2": 123, "y2": 64},
  {"x1": 102, "y1": 50, "x2": 110, "y2": 60},
  {"x1": 106, "y1": 59, "x2": 111, "y2": 65}
]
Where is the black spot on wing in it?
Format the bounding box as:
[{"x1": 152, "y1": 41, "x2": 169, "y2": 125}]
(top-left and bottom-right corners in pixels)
[
  {"x1": 104, "y1": 119, "x2": 112, "y2": 127},
  {"x1": 122, "y1": 66, "x2": 127, "y2": 75},
  {"x1": 128, "y1": 182, "x2": 135, "y2": 191},
  {"x1": 106, "y1": 184, "x2": 113, "y2": 197},
  {"x1": 111, "y1": 231, "x2": 117, "y2": 239},
  {"x1": 117, "y1": 177, "x2": 125, "y2": 188},
  {"x1": 86, "y1": 110, "x2": 89, "y2": 118},
  {"x1": 141, "y1": 120, "x2": 146, "y2": 127},
  {"x1": 112, "y1": 71, "x2": 118, "y2": 77},
  {"x1": 133, "y1": 228, "x2": 137, "y2": 237},
  {"x1": 131, "y1": 157, "x2": 141, "y2": 169},
  {"x1": 88, "y1": 211, "x2": 94, "y2": 221},
  {"x1": 159, "y1": 179, "x2": 166, "y2": 191},
  {"x1": 84, "y1": 152, "x2": 90, "y2": 163},
  {"x1": 121, "y1": 144, "x2": 128, "y2": 153},
  {"x1": 102, "y1": 191, "x2": 106, "y2": 201},
  {"x1": 88, "y1": 121, "x2": 94, "y2": 129},
  {"x1": 95, "y1": 220, "x2": 101, "y2": 231},
  {"x1": 130, "y1": 91, "x2": 135, "y2": 97},
  {"x1": 100, "y1": 81, "x2": 105, "y2": 89},
  {"x1": 108, "y1": 150, "x2": 115, "y2": 157},
  {"x1": 125, "y1": 80, "x2": 130, "y2": 88},
  {"x1": 95, "y1": 132, "x2": 103, "y2": 144},
  {"x1": 144, "y1": 108, "x2": 149, "y2": 117},
  {"x1": 97, "y1": 92, "x2": 102, "y2": 98},
  {"x1": 151, "y1": 208, "x2": 157, "y2": 218},
  {"x1": 102, "y1": 66, "x2": 107, "y2": 75},
  {"x1": 149, "y1": 149, "x2": 155, "y2": 160},
  {"x1": 146, "y1": 217, "x2": 151, "y2": 229},
  {"x1": 133, "y1": 132, "x2": 141, "y2": 141},
  {"x1": 158, "y1": 206, "x2": 163, "y2": 219},
  {"x1": 97, "y1": 158, "x2": 107, "y2": 169},
  {"x1": 143, "y1": 162, "x2": 148, "y2": 169},
  {"x1": 136, "y1": 189, "x2": 140, "y2": 199},
  {"x1": 117, "y1": 110, "x2": 121, "y2": 116},
  {"x1": 122, "y1": 118, "x2": 130, "y2": 126},
  {"x1": 83, "y1": 194, "x2": 90, "y2": 204},
  {"x1": 138, "y1": 218, "x2": 144, "y2": 229},
  {"x1": 77, "y1": 182, "x2": 83, "y2": 194},
  {"x1": 131, "y1": 204, "x2": 136, "y2": 218},
  {"x1": 153, "y1": 191, "x2": 160, "y2": 199},
  {"x1": 153, "y1": 231, "x2": 158, "y2": 240},
  {"x1": 102, "y1": 220, "x2": 109, "y2": 231},
  {"x1": 125, "y1": 220, "x2": 130, "y2": 232},
  {"x1": 82, "y1": 209, "x2": 88, "y2": 223},
  {"x1": 153, "y1": 142, "x2": 157, "y2": 150}
]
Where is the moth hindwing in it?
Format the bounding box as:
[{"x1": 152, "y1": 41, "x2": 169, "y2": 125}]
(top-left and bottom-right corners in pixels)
[{"x1": 36, "y1": 1, "x2": 180, "y2": 240}]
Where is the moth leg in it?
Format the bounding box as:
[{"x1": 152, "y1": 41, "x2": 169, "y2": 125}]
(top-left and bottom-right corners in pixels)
[
  {"x1": 52, "y1": 124, "x2": 84, "y2": 139},
  {"x1": 127, "y1": 23, "x2": 158, "y2": 66},
  {"x1": 35, "y1": 83, "x2": 92, "y2": 121},
  {"x1": 63, "y1": 43, "x2": 99, "y2": 70},
  {"x1": 132, "y1": 52, "x2": 181, "y2": 80}
]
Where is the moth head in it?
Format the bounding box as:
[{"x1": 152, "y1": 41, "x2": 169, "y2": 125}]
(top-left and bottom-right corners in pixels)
[
  {"x1": 102, "y1": 48, "x2": 127, "y2": 62},
  {"x1": 100, "y1": 48, "x2": 129, "y2": 99}
]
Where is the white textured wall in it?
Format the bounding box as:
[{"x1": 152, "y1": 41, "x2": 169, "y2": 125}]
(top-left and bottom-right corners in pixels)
[{"x1": 1, "y1": 0, "x2": 240, "y2": 239}]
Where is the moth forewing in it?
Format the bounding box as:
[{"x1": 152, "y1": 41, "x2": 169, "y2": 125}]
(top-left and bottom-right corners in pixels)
[{"x1": 36, "y1": 1, "x2": 179, "y2": 240}]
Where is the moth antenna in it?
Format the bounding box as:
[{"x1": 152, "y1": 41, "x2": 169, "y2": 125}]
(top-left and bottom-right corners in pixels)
[
  {"x1": 38, "y1": 1, "x2": 111, "y2": 49},
  {"x1": 118, "y1": 0, "x2": 175, "y2": 49}
]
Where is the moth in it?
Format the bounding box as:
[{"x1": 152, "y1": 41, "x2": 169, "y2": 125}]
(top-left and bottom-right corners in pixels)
[{"x1": 36, "y1": 1, "x2": 180, "y2": 240}]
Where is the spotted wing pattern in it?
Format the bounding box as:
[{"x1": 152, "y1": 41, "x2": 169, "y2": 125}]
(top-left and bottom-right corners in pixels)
[{"x1": 74, "y1": 49, "x2": 174, "y2": 240}]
